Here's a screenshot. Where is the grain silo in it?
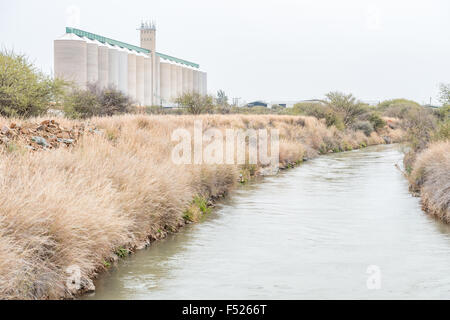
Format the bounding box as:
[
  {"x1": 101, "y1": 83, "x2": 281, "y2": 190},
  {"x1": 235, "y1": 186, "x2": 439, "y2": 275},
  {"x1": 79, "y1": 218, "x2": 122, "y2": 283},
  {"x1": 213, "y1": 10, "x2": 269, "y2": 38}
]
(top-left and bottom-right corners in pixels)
[
  {"x1": 155, "y1": 55, "x2": 161, "y2": 105},
  {"x1": 160, "y1": 62, "x2": 171, "y2": 105},
  {"x1": 176, "y1": 65, "x2": 183, "y2": 98},
  {"x1": 193, "y1": 70, "x2": 200, "y2": 93},
  {"x1": 188, "y1": 68, "x2": 194, "y2": 93},
  {"x1": 202, "y1": 72, "x2": 208, "y2": 95},
  {"x1": 144, "y1": 56, "x2": 152, "y2": 106},
  {"x1": 198, "y1": 70, "x2": 204, "y2": 96},
  {"x1": 54, "y1": 33, "x2": 87, "y2": 89},
  {"x1": 170, "y1": 63, "x2": 178, "y2": 100},
  {"x1": 96, "y1": 40, "x2": 109, "y2": 89},
  {"x1": 127, "y1": 53, "x2": 137, "y2": 101},
  {"x1": 118, "y1": 48, "x2": 129, "y2": 94},
  {"x1": 108, "y1": 44, "x2": 119, "y2": 89},
  {"x1": 136, "y1": 53, "x2": 145, "y2": 105},
  {"x1": 85, "y1": 38, "x2": 99, "y2": 85},
  {"x1": 182, "y1": 67, "x2": 189, "y2": 94}
]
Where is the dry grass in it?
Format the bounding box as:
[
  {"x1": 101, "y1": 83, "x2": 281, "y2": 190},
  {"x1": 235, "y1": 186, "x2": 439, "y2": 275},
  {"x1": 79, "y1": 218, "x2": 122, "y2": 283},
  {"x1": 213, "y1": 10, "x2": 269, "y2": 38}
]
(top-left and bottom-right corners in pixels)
[
  {"x1": 0, "y1": 114, "x2": 403, "y2": 299},
  {"x1": 410, "y1": 140, "x2": 450, "y2": 221}
]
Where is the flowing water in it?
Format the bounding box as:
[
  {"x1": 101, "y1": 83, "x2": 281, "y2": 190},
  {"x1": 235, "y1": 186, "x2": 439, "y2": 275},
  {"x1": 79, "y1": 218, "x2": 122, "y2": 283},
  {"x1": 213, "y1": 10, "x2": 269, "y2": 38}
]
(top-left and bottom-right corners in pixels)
[{"x1": 86, "y1": 145, "x2": 450, "y2": 300}]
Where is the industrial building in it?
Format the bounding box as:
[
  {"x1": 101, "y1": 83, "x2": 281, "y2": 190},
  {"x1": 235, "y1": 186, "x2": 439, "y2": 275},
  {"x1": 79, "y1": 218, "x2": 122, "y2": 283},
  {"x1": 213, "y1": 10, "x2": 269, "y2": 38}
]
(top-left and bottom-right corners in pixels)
[{"x1": 54, "y1": 23, "x2": 207, "y2": 106}]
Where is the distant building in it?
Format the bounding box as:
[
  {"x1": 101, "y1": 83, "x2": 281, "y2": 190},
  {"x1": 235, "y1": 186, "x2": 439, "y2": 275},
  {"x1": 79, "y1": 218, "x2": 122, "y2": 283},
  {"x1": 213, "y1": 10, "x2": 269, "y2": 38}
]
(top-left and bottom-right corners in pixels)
[{"x1": 246, "y1": 101, "x2": 268, "y2": 108}]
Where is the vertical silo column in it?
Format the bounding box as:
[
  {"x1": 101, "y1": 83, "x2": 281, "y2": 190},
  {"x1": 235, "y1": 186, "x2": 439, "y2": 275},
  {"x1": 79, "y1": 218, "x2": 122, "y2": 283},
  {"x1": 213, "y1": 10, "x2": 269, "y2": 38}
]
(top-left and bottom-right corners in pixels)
[
  {"x1": 85, "y1": 38, "x2": 99, "y2": 85},
  {"x1": 118, "y1": 48, "x2": 129, "y2": 94},
  {"x1": 97, "y1": 41, "x2": 109, "y2": 89},
  {"x1": 108, "y1": 45, "x2": 119, "y2": 89},
  {"x1": 136, "y1": 54, "x2": 145, "y2": 105},
  {"x1": 144, "y1": 55, "x2": 152, "y2": 106},
  {"x1": 160, "y1": 62, "x2": 171, "y2": 106},
  {"x1": 155, "y1": 55, "x2": 161, "y2": 105},
  {"x1": 128, "y1": 53, "x2": 137, "y2": 101},
  {"x1": 182, "y1": 67, "x2": 189, "y2": 94},
  {"x1": 170, "y1": 63, "x2": 178, "y2": 101},
  {"x1": 54, "y1": 33, "x2": 87, "y2": 89},
  {"x1": 193, "y1": 70, "x2": 200, "y2": 93},
  {"x1": 188, "y1": 68, "x2": 194, "y2": 93},
  {"x1": 203, "y1": 72, "x2": 208, "y2": 95},
  {"x1": 176, "y1": 65, "x2": 183, "y2": 98},
  {"x1": 198, "y1": 70, "x2": 204, "y2": 96}
]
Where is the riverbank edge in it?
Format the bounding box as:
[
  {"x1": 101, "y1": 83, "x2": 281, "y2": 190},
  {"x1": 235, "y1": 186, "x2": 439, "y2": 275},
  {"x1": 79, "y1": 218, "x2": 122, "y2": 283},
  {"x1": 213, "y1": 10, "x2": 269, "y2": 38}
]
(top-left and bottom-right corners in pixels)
[{"x1": 74, "y1": 140, "x2": 397, "y2": 299}]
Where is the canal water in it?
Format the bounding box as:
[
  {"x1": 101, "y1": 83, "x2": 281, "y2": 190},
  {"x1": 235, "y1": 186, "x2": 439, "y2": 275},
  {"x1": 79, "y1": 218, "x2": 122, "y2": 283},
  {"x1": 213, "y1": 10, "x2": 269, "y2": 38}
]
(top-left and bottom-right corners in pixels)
[{"x1": 86, "y1": 145, "x2": 450, "y2": 299}]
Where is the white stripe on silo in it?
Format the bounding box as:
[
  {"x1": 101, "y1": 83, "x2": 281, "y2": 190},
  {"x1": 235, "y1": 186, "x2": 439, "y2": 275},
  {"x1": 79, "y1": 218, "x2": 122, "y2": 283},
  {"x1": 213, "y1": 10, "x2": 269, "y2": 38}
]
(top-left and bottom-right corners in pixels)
[
  {"x1": 170, "y1": 63, "x2": 178, "y2": 100},
  {"x1": 144, "y1": 55, "x2": 152, "y2": 106},
  {"x1": 193, "y1": 70, "x2": 200, "y2": 93},
  {"x1": 54, "y1": 33, "x2": 87, "y2": 89},
  {"x1": 182, "y1": 67, "x2": 189, "y2": 94},
  {"x1": 85, "y1": 38, "x2": 99, "y2": 85},
  {"x1": 118, "y1": 48, "x2": 129, "y2": 94},
  {"x1": 160, "y1": 62, "x2": 171, "y2": 106},
  {"x1": 127, "y1": 53, "x2": 137, "y2": 101},
  {"x1": 96, "y1": 40, "x2": 109, "y2": 89},
  {"x1": 136, "y1": 53, "x2": 145, "y2": 106},
  {"x1": 108, "y1": 45, "x2": 119, "y2": 89}
]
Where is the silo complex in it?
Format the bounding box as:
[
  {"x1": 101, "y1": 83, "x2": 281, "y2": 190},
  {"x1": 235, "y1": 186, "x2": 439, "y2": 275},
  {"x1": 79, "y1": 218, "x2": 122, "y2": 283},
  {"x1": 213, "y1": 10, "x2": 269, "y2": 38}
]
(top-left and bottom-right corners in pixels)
[
  {"x1": 54, "y1": 33, "x2": 87, "y2": 89},
  {"x1": 136, "y1": 54, "x2": 145, "y2": 105},
  {"x1": 160, "y1": 62, "x2": 171, "y2": 105},
  {"x1": 85, "y1": 38, "x2": 99, "y2": 84},
  {"x1": 54, "y1": 26, "x2": 207, "y2": 107},
  {"x1": 127, "y1": 53, "x2": 137, "y2": 101}
]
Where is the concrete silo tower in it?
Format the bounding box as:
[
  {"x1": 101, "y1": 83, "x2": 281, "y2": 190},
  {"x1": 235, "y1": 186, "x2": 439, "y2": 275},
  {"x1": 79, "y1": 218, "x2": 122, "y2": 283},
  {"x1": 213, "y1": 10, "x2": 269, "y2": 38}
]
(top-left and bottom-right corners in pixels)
[{"x1": 139, "y1": 21, "x2": 156, "y2": 105}]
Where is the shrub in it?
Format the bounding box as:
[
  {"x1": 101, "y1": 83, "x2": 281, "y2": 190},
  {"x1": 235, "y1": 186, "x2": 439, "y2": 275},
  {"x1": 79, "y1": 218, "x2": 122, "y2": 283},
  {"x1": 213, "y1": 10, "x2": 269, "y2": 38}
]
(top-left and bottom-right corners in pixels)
[
  {"x1": 175, "y1": 92, "x2": 214, "y2": 115},
  {"x1": 324, "y1": 92, "x2": 366, "y2": 126},
  {"x1": 378, "y1": 99, "x2": 422, "y2": 119},
  {"x1": 353, "y1": 121, "x2": 374, "y2": 136},
  {"x1": 64, "y1": 84, "x2": 133, "y2": 119},
  {"x1": 368, "y1": 112, "x2": 386, "y2": 131},
  {"x1": 0, "y1": 50, "x2": 65, "y2": 118}
]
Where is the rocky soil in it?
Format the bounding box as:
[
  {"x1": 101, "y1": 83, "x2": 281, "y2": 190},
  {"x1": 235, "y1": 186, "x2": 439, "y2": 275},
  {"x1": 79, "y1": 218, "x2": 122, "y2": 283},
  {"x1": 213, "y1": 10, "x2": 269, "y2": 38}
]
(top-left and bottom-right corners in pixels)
[{"x1": 0, "y1": 120, "x2": 99, "y2": 151}]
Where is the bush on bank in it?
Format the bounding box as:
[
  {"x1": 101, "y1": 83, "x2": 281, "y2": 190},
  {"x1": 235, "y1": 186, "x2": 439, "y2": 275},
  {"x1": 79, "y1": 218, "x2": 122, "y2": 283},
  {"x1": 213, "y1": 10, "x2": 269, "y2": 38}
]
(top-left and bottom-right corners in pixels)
[{"x1": 0, "y1": 51, "x2": 65, "y2": 117}]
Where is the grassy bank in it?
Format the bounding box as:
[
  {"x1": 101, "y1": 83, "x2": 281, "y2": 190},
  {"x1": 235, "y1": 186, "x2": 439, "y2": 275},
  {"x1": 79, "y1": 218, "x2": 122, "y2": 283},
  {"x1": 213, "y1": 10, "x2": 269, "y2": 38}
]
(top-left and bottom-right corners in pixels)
[
  {"x1": 408, "y1": 141, "x2": 450, "y2": 221},
  {"x1": 0, "y1": 114, "x2": 402, "y2": 299}
]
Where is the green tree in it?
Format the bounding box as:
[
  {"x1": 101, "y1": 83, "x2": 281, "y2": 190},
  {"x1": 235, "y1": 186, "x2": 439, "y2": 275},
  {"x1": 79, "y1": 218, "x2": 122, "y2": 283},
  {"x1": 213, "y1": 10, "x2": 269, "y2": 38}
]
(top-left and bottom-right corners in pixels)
[
  {"x1": 175, "y1": 92, "x2": 213, "y2": 114},
  {"x1": 0, "y1": 50, "x2": 65, "y2": 117},
  {"x1": 323, "y1": 92, "x2": 366, "y2": 126},
  {"x1": 216, "y1": 90, "x2": 228, "y2": 106}
]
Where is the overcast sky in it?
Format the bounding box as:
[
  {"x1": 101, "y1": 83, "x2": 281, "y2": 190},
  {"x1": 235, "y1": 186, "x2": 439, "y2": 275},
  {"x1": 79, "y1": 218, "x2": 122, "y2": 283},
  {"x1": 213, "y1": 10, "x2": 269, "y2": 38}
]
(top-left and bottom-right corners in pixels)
[{"x1": 1, "y1": 0, "x2": 449, "y2": 104}]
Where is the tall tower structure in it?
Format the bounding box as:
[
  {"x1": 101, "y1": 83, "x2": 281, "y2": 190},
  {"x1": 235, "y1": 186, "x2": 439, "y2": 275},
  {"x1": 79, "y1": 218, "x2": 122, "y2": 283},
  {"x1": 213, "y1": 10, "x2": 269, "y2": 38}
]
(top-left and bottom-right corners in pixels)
[{"x1": 139, "y1": 21, "x2": 157, "y2": 105}]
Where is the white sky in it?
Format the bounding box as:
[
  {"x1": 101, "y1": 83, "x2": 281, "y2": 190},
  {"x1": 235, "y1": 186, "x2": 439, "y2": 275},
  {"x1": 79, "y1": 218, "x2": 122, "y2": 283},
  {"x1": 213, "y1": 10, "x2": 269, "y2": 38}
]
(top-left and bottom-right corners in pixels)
[{"x1": 1, "y1": 0, "x2": 449, "y2": 104}]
